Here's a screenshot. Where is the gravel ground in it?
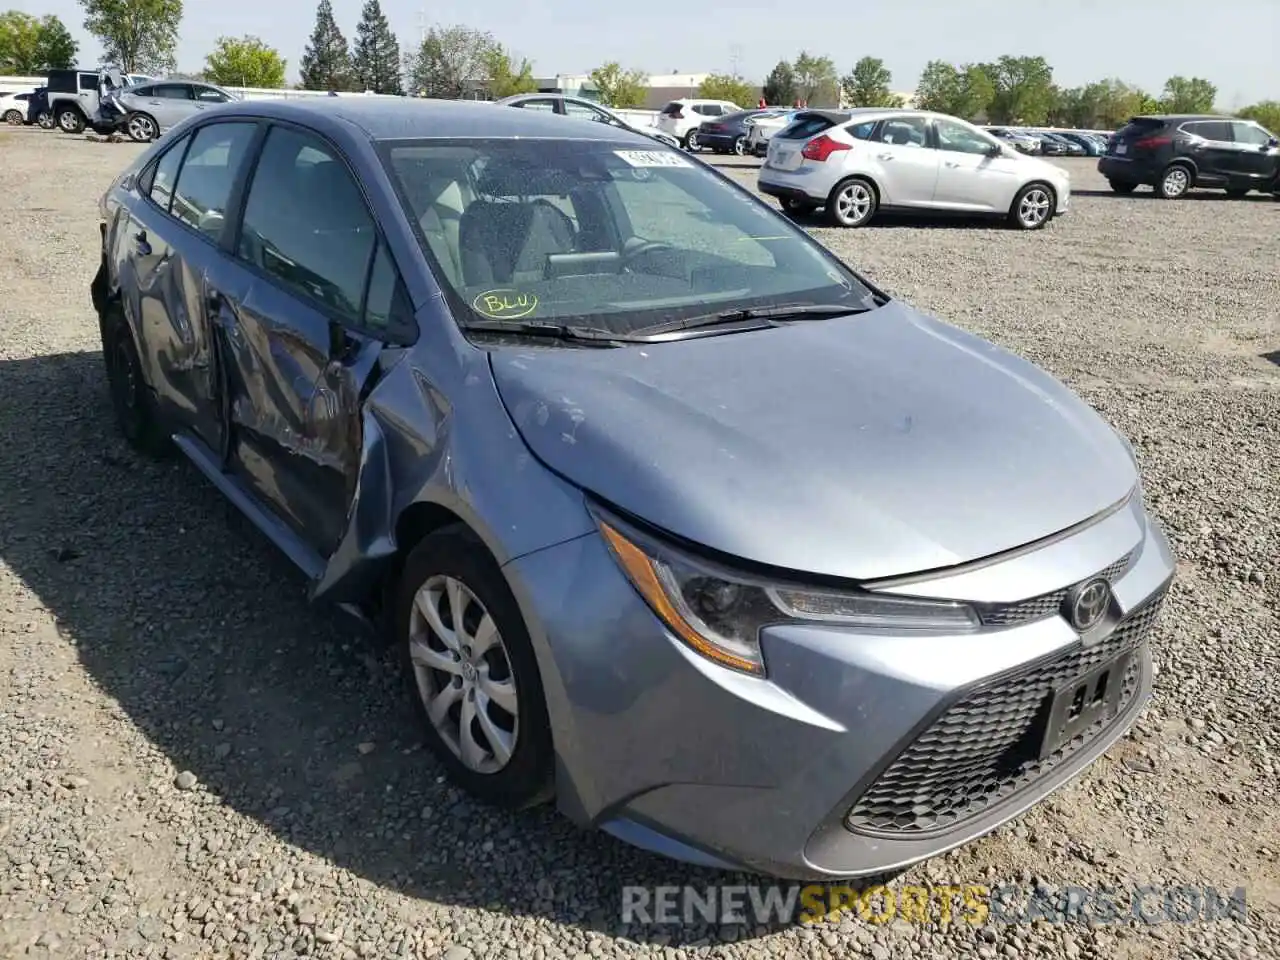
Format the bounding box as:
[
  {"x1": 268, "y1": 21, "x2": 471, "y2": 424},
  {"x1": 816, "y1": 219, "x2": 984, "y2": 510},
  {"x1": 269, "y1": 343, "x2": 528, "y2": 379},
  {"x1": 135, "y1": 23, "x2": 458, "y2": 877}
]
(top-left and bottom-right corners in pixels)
[{"x1": 1, "y1": 126, "x2": 1277, "y2": 959}]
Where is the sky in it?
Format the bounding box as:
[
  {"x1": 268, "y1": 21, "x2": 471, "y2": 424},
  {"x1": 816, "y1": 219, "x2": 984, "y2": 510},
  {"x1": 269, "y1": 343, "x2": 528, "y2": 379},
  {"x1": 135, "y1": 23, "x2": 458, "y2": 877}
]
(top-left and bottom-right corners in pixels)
[{"x1": 15, "y1": 0, "x2": 1280, "y2": 106}]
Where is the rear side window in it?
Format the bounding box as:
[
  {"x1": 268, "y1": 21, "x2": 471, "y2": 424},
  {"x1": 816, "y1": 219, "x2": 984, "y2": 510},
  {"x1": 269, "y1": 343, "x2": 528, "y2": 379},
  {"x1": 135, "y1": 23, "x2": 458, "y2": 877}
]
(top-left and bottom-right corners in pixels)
[
  {"x1": 47, "y1": 71, "x2": 76, "y2": 93},
  {"x1": 1181, "y1": 120, "x2": 1231, "y2": 142},
  {"x1": 844, "y1": 120, "x2": 877, "y2": 141},
  {"x1": 778, "y1": 115, "x2": 836, "y2": 140},
  {"x1": 660, "y1": 102, "x2": 682, "y2": 116},
  {"x1": 170, "y1": 122, "x2": 257, "y2": 239},
  {"x1": 152, "y1": 83, "x2": 193, "y2": 100},
  {"x1": 144, "y1": 133, "x2": 192, "y2": 211},
  {"x1": 236, "y1": 126, "x2": 379, "y2": 324},
  {"x1": 79, "y1": 73, "x2": 100, "y2": 92}
]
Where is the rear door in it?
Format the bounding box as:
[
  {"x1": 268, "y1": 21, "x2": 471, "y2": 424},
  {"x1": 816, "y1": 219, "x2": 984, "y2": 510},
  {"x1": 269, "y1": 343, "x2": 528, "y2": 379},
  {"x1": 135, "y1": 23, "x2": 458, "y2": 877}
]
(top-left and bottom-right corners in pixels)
[
  {"x1": 142, "y1": 82, "x2": 197, "y2": 130},
  {"x1": 867, "y1": 115, "x2": 940, "y2": 206},
  {"x1": 930, "y1": 117, "x2": 1021, "y2": 211},
  {"x1": 1177, "y1": 120, "x2": 1234, "y2": 184},
  {"x1": 117, "y1": 120, "x2": 260, "y2": 451},
  {"x1": 219, "y1": 123, "x2": 415, "y2": 556}
]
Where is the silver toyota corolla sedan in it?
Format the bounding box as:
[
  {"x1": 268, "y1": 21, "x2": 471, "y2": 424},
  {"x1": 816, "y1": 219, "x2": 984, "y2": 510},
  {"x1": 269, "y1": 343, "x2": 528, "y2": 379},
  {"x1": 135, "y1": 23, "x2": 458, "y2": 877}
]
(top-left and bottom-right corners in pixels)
[{"x1": 92, "y1": 98, "x2": 1174, "y2": 880}]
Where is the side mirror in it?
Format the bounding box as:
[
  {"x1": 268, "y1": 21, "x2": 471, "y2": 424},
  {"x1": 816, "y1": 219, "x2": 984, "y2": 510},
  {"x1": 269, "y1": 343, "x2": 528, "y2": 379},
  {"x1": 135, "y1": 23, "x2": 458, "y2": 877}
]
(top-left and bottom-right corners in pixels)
[
  {"x1": 987, "y1": 143, "x2": 1003, "y2": 158},
  {"x1": 1267, "y1": 137, "x2": 1279, "y2": 149}
]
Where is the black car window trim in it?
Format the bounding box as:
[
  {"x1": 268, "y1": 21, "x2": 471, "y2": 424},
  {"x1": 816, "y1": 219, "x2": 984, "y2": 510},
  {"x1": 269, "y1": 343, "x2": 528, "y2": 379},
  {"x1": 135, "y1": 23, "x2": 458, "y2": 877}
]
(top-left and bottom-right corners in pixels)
[
  {"x1": 228, "y1": 119, "x2": 418, "y2": 347},
  {"x1": 138, "y1": 130, "x2": 197, "y2": 216}
]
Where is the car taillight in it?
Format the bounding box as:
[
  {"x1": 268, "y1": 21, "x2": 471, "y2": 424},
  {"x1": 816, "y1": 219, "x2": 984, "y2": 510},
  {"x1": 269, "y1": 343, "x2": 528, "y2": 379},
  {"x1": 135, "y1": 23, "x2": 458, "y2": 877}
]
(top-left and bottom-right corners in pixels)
[
  {"x1": 1133, "y1": 135, "x2": 1172, "y2": 149},
  {"x1": 800, "y1": 134, "x2": 850, "y2": 162}
]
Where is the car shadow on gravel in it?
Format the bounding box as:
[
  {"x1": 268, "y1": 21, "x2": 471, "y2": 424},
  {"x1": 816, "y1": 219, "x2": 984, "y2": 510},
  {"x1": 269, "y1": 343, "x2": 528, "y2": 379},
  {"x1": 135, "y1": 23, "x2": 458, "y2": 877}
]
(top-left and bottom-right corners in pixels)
[
  {"x1": 785, "y1": 209, "x2": 1012, "y2": 231},
  {"x1": 1, "y1": 351, "x2": 901, "y2": 947},
  {"x1": 1072, "y1": 188, "x2": 1277, "y2": 202}
]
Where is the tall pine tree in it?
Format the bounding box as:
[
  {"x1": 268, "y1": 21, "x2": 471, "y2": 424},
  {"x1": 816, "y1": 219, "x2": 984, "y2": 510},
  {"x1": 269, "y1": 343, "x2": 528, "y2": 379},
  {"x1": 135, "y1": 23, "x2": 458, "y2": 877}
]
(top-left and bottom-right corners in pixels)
[
  {"x1": 299, "y1": 0, "x2": 354, "y2": 91},
  {"x1": 352, "y1": 0, "x2": 402, "y2": 94}
]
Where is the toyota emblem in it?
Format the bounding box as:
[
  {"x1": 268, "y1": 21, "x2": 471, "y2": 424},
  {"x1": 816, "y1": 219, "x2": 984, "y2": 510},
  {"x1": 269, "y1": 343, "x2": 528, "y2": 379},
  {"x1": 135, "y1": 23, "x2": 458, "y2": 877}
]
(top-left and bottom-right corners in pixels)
[{"x1": 1065, "y1": 578, "x2": 1111, "y2": 632}]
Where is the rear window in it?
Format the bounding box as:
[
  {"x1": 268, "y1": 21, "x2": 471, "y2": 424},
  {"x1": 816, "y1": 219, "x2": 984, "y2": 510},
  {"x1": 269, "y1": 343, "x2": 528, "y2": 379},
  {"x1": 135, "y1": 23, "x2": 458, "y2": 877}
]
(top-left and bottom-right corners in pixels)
[
  {"x1": 381, "y1": 139, "x2": 876, "y2": 338},
  {"x1": 1116, "y1": 118, "x2": 1166, "y2": 139},
  {"x1": 777, "y1": 115, "x2": 838, "y2": 141},
  {"x1": 660, "y1": 102, "x2": 683, "y2": 116}
]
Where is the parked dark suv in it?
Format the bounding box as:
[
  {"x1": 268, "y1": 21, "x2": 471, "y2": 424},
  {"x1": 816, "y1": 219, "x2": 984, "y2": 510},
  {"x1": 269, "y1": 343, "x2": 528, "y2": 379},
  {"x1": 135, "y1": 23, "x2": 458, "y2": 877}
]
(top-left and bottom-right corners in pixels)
[{"x1": 1098, "y1": 114, "x2": 1280, "y2": 198}]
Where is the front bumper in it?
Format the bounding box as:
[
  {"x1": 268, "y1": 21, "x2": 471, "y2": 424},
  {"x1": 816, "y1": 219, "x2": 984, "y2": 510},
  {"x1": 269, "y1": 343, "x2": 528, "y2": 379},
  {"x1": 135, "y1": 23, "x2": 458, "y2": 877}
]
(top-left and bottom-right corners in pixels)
[{"x1": 505, "y1": 493, "x2": 1174, "y2": 879}]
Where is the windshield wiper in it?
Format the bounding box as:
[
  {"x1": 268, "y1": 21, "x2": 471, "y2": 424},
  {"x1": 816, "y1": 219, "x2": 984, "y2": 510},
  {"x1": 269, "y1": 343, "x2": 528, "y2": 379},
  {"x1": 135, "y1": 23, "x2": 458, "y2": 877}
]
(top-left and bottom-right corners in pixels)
[
  {"x1": 633, "y1": 303, "x2": 871, "y2": 338},
  {"x1": 461, "y1": 319, "x2": 640, "y2": 346}
]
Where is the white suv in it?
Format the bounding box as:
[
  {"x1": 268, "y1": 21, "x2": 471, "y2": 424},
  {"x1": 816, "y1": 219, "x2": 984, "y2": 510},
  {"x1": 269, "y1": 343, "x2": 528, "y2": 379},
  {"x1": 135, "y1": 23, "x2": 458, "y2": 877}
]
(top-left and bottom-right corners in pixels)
[
  {"x1": 759, "y1": 108, "x2": 1072, "y2": 230},
  {"x1": 656, "y1": 99, "x2": 742, "y2": 149}
]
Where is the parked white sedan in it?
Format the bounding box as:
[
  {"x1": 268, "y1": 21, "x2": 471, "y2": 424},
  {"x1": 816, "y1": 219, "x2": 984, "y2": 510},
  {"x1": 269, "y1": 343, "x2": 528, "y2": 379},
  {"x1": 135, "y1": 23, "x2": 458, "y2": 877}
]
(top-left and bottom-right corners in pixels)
[{"x1": 758, "y1": 108, "x2": 1071, "y2": 230}]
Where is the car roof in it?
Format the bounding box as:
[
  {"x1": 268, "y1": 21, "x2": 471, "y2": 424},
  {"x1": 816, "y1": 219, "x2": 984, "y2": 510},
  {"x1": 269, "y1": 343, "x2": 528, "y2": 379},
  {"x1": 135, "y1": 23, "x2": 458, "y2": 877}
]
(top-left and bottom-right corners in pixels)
[
  {"x1": 203, "y1": 96, "x2": 653, "y2": 142},
  {"x1": 1131, "y1": 114, "x2": 1240, "y2": 123}
]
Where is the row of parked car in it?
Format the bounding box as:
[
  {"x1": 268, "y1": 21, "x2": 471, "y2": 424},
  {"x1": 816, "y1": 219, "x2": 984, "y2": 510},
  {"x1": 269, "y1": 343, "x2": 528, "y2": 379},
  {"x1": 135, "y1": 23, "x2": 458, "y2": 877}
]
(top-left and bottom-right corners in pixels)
[
  {"x1": 984, "y1": 127, "x2": 1113, "y2": 156},
  {"x1": 1, "y1": 66, "x2": 239, "y2": 141}
]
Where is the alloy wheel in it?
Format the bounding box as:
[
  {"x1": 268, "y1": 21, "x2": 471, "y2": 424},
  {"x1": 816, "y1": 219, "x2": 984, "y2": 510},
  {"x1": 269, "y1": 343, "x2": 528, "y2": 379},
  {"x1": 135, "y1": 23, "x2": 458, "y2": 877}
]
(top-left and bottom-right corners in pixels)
[
  {"x1": 1018, "y1": 188, "x2": 1052, "y2": 228},
  {"x1": 1161, "y1": 167, "x2": 1190, "y2": 198},
  {"x1": 58, "y1": 111, "x2": 79, "y2": 132},
  {"x1": 733, "y1": 135, "x2": 746, "y2": 156},
  {"x1": 408, "y1": 574, "x2": 519, "y2": 774},
  {"x1": 128, "y1": 115, "x2": 156, "y2": 142},
  {"x1": 835, "y1": 181, "x2": 874, "y2": 225}
]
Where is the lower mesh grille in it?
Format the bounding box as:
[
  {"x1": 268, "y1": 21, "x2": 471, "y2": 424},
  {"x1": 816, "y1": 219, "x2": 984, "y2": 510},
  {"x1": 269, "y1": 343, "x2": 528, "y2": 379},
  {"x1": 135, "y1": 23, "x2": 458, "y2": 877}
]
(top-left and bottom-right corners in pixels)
[{"x1": 845, "y1": 587, "x2": 1166, "y2": 837}]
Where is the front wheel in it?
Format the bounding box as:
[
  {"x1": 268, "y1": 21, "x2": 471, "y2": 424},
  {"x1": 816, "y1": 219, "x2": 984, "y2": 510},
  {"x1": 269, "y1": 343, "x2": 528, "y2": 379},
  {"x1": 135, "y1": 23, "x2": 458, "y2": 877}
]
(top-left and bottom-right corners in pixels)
[
  {"x1": 1009, "y1": 182, "x2": 1055, "y2": 230},
  {"x1": 37, "y1": 111, "x2": 54, "y2": 130},
  {"x1": 395, "y1": 527, "x2": 554, "y2": 810},
  {"x1": 825, "y1": 178, "x2": 878, "y2": 228},
  {"x1": 126, "y1": 112, "x2": 158, "y2": 142}
]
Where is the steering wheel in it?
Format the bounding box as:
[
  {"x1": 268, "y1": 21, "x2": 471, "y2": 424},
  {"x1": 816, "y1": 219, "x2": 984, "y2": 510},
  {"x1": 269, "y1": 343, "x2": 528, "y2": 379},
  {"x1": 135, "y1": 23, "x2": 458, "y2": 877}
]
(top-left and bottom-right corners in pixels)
[{"x1": 621, "y1": 237, "x2": 674, "y2": 270}]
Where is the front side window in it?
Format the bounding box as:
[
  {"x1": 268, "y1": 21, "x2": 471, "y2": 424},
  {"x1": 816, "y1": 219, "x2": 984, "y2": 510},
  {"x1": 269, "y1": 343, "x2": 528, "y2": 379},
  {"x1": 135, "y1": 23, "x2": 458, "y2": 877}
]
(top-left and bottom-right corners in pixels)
[
  {"x1": 935, "y1": 118, "x2": 998, "y2": 155},
  {"x1": 875, "y1": 117, "x2": 930, "y2": 148},
  {"x1": 846, "y1": 120, "x2": 877, "y2": 141},
  {"x1": 79, "y1": 73, "x2": 100, "y2": 91},
  {"x1": 237, "y1": 126, "x2": 378, "y2": 323},
  {"x1": 170, "y1": 122, "x2": 257, "y2": 239},
  {"x1": 194, "y1": 86, "x2": 231, "y2": 103},
  {"x1": 565, "y1": 100, "x2": 613, "y2": 124},
  {"x1": 152, "y1": 83, "x2": 193, "y2": 100},
  {"x1": 382, "y1": 138, "x2": 877, "y2": 337},
  {"x1": 513, "y1": 98, "x2": 557, "y2": 112},
  {"x1": 1231, "y1": 122, "x2": 1271, "y2": 145}
]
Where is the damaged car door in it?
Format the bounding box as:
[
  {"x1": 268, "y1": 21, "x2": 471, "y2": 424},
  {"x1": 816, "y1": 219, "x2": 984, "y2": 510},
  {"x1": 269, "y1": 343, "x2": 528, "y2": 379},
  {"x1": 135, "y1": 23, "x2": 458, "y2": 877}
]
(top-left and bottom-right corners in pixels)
[
  {"x1": 118, "y1": 120, "x2": 259, "y2": 454},
  {"x1": 215, "y1": 123, "x2": 415, "y2": 558}
]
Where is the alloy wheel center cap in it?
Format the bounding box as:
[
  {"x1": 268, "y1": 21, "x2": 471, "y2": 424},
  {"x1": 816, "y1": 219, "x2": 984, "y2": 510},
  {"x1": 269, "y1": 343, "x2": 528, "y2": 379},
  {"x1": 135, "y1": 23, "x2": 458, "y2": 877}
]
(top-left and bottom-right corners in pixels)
[{"x1": 461, "y1": 661, "x2": 477, "y2": 683}]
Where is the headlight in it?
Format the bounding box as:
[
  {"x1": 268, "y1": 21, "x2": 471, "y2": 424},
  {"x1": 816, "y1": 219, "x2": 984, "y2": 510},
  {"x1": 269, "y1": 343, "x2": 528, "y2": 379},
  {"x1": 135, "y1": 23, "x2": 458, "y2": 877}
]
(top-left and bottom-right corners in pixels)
[{"x1": 593, "y1": 508, "x2": 980, "y2": 677}]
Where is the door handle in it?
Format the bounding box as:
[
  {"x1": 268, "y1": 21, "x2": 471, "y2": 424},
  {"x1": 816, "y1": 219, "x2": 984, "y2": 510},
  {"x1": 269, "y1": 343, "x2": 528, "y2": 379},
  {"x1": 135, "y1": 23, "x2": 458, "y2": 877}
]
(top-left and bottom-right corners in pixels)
[
  {"x1": 877, "y1": 153, "x2": 894, "y2": 160},
  {"x1": 132, "y1": 230, "x2": 151, "y2": 255},
  {"x1": 945, "y1": 161, "x2": 961, "y2": 168}
]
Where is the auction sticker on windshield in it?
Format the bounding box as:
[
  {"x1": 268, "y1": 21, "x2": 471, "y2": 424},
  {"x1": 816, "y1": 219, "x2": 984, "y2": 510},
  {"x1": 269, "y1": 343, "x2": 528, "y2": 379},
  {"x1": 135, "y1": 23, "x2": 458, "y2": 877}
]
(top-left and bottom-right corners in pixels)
[
  {"x1": 614, "y1": 150, "x2": 693, "y2": 168},
  {"x1": 473, "y1": 289, "x2": 538, "y2": 320}
]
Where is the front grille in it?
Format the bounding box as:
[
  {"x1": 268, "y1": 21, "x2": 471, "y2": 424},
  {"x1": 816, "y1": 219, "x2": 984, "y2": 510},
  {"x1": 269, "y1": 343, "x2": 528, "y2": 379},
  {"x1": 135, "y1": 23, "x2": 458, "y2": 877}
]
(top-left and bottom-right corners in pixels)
[
  {"x1": 975, "y1": 552, "x2": 1133, "y2": 627},
  {"x1": 845, "y1": 586, "x2": 1165, "y2": 837}
]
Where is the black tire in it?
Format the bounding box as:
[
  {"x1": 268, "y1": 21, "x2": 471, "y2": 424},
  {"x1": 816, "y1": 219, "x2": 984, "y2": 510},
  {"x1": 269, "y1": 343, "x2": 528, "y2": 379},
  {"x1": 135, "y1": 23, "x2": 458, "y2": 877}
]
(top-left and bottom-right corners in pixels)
[
  {"x1": 732, "y1": 135, "x2": 747, "y2": 156},
  {"x1": 1155, "y1": 163, "x2": 1192, "y2": 199},
  {"x1": 100, "y1": 303, "x2": 169, "y2": 457},
  {"x1": 825, "y1": 177, "x2": 878, "y2": 227},
  {"x1": 1008, "y1": 181, "x2": 1056, "y2": 230},
  {"x1": 394, "y1": 526, "x2": 554, "y2": 810},
  {"x1": 1108, "y1": 180, "x2": 1138, "y2": 194},
  {"x1": 56, "y1": 107, "x2": 85, "y2": 134},
  {"x1": 37, "y1": 112, "x2": 54, "y2": 130},
  {"x1": 683, "y1": 130, "x2": 700, "y2": 152},
  {"x1": 3, "y1": 109, "x2": 23, "y2": 125}
]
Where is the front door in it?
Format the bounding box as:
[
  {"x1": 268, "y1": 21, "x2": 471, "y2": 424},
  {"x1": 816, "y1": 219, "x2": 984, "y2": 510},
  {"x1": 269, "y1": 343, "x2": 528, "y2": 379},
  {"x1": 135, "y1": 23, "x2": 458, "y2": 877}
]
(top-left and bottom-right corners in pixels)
[
  {"x1": 1228, "y1": 121, "x2": 1280, "y2": 188},
  {"x1": 930, "y1": 117, "x2": 1023, "y2": 211},
  {"x1": 143, "y1": 82, "x2": 197, "y2": 131},
  {"x1": 1178, "y1": 120, "x2": 1235, "y2": 185},
  {"x1": 217, "y1": 122, "x2": 413, "y2": 556},
  {"x1": 868, "y1": 116, "x2": 940, "y2": 207},
  {"x1": 120, "y1": 119, "x2": 259, "y2": 452}
]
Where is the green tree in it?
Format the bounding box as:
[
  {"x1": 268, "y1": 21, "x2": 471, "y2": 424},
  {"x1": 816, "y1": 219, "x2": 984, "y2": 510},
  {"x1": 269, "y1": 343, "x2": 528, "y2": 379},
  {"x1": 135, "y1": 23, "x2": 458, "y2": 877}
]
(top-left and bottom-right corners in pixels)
[
  {"x1": 352, "y1": 0, "x2": 401, "y2": 94},
  {"x1": 36, "y1": 15, "x2": 78, "y2": 69},
  {"x1": 761, "y1": 60, "x2": 795, "y2": 106},
  {"x1": 1237, "y1": 101, "x2": 1280, "y2": 134},
  {"x1": 0, "y1": 11, "x2": 42, "y2": 72},
  {"x1": 203, "y1": 35, "x2": 285, "y2": 88},
  {"x1": 981, "y1": 55, "x2": 1056, "y2": 125},
  {"x1": 1053, "y1": 78, "x2": 1146, "y2": 129},
  {"x1": 697, "y1": 73, "x2": 752, "y2": 106},
  {"x1": 1158, "y1": 75, "x2": 1217, "y2": 114},
  {"x1": 840, "y1": 56, "x2": 900, "y2": 108},
  {"x1": 791, "y1": 51, "x2": 838, "y2": 106},
  {"x1": 913, "y1": 60, "x2": 992, "y2": 119},
  {"x1": 485, "y1": 43, "x2": 537, "y2": 98},
  {"x1": 299, "y1": 0, "x2": 354, "y2": 91},
  {"x1": 409, "y1": 25, "x2": 493, "y2": 99},
  {"x1": 589, "y1": 61, "x2": 647, "y2": 108},
  {"x1": 78, "y1": 0, "x2": 182, "y2": 73}
]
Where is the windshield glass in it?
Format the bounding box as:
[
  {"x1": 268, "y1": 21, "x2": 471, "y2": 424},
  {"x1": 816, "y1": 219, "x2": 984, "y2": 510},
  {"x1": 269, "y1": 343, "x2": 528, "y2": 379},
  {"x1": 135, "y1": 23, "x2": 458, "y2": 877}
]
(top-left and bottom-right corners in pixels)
[{"x1": 379, "y1": 137, "x2": 876, "y2": 336}]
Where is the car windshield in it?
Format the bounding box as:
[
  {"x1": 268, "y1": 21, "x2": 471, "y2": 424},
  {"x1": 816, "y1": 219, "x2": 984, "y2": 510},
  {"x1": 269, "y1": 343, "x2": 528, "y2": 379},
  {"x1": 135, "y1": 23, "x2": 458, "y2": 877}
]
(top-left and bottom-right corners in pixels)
[{"x1": 379, "y1": 137, "x2": 877, "y2": 336}]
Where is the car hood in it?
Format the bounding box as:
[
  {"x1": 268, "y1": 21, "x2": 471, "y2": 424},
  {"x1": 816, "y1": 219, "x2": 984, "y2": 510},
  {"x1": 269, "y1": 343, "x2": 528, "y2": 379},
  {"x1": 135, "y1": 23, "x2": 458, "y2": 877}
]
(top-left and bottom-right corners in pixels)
[{"x1": 489, "y1": 302, "x2": 1136, "y2": 582}]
